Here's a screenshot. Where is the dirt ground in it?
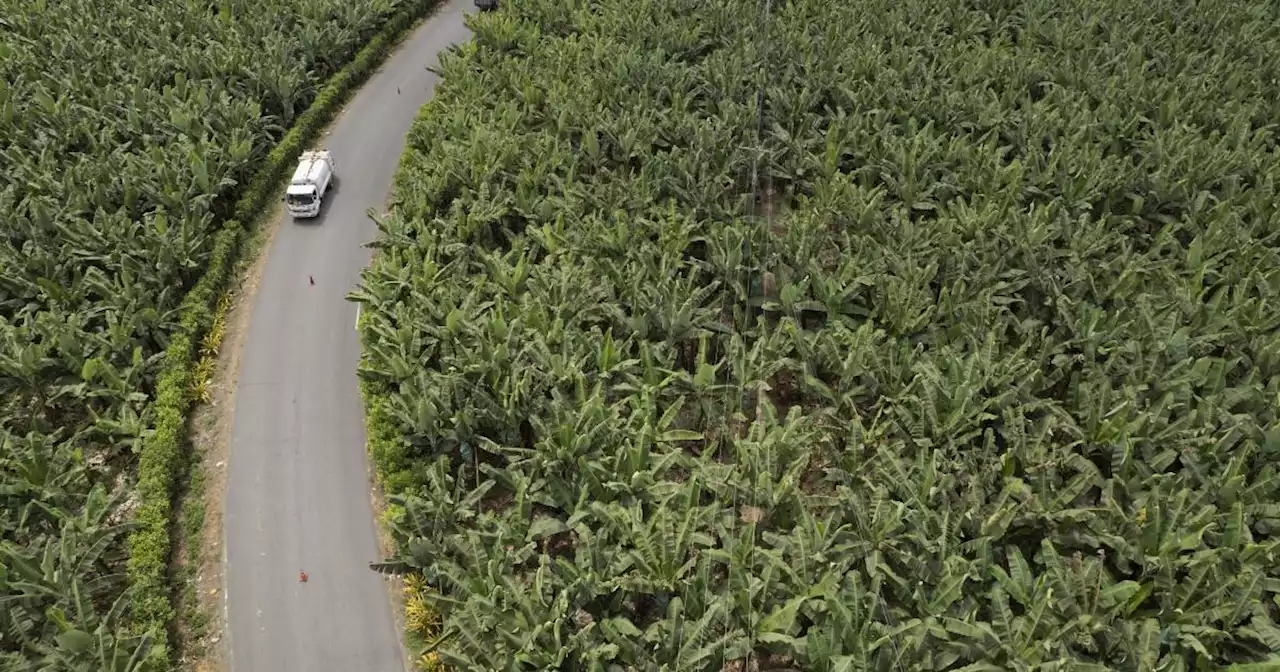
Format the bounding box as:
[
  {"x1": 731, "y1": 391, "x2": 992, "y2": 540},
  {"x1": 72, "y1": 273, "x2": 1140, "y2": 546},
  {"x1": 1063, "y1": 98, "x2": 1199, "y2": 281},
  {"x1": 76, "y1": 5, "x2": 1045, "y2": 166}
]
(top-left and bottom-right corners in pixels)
[{"x1": 179, "y1": 198, "x2": 284, "y2": 672}]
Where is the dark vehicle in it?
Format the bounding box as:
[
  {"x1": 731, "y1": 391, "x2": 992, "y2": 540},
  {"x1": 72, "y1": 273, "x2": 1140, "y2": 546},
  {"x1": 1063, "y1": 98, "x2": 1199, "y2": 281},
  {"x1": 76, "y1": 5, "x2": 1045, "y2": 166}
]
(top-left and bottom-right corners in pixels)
[{"x1": 475, "y1": 0, "x2": 497, "y2": 10}]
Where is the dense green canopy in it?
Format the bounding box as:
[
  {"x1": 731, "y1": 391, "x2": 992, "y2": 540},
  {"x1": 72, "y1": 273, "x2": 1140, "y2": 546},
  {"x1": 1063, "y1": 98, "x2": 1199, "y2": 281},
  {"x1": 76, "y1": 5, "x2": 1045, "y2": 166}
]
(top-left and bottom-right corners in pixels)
[{"x1": 358, "y1": 0, "x2": 1280, "y2": 668}]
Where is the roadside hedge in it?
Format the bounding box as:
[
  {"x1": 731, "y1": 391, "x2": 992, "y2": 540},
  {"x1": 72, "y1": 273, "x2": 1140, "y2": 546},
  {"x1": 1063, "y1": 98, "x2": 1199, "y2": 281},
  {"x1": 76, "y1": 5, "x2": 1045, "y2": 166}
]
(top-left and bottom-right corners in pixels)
[{"x1": 124, "y1": 0, "x2": 444, "y2": 666}]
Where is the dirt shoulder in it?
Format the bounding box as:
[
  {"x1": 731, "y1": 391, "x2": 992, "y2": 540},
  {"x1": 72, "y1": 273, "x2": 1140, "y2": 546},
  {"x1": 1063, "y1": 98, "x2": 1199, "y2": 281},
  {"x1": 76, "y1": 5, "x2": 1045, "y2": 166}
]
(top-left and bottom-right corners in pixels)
[{"x1": 174, "y1": 196, "x2": 283, "y2": 672}]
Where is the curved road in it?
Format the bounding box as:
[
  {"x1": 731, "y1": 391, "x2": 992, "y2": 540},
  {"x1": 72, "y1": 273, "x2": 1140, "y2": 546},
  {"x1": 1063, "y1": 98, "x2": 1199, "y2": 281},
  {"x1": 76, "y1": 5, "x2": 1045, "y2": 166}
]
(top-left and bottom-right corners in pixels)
[{"x1": 223, "y1": 3, "x2": 471, "y2": 670}]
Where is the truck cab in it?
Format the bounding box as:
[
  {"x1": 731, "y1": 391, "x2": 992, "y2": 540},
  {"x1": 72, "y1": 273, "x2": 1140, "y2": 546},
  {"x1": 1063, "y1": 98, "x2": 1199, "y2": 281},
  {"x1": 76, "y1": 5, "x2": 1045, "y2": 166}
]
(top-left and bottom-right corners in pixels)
[
  {"x1": 285, "y1": 184, "x2": 321, "y2": 216},
  {"x1": 286, "y1": 150, "x2": 335, "y2": 219}
]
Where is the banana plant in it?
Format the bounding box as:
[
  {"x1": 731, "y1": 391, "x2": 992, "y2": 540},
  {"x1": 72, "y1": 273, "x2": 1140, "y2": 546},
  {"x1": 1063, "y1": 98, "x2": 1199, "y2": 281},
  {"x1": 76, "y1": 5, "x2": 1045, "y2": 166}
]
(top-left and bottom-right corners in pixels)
[{"x1": 358, "y1": 0, "x2": 1280, "y2": 668}]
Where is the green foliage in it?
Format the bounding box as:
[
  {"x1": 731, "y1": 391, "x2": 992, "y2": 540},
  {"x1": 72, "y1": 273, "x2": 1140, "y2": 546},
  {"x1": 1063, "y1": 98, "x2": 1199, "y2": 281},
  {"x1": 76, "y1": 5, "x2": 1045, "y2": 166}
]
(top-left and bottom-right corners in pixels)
[
  {"x1": 1, "y1": 0, "x2": 442, "y2": 667},
  {"x1": 359, "y1": 0, "x2": 1280, "y2": 668}
]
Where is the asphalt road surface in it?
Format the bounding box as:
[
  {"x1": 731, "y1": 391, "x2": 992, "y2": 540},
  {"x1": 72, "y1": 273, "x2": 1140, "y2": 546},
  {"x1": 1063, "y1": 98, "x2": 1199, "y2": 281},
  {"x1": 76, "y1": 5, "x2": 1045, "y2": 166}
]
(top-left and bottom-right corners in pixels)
[{"x1": 224, "y1": 2, "x2": 472, "y2": 670}]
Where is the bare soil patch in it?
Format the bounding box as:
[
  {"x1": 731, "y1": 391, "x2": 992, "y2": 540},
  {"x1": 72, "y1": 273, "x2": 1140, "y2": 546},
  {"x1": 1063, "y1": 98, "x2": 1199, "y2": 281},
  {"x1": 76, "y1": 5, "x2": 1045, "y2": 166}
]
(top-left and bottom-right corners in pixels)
[{"x1": 173, "y1": 200, "x2": 283, "y2": 671}]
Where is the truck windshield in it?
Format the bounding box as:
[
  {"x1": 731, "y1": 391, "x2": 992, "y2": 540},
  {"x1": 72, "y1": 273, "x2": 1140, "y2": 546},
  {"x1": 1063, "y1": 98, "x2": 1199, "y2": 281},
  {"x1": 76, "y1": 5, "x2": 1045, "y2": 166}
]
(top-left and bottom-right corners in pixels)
[{"x1": 286, "y1": 193, "x2": 316, "y2": 207}]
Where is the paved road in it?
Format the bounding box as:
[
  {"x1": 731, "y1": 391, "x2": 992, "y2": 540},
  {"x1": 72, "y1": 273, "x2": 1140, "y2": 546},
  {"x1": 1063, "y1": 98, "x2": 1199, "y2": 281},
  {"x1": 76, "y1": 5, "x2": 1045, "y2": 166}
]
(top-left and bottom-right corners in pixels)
[{"x1": 223, "y1": 3, "x2": 472, "y2": 670}]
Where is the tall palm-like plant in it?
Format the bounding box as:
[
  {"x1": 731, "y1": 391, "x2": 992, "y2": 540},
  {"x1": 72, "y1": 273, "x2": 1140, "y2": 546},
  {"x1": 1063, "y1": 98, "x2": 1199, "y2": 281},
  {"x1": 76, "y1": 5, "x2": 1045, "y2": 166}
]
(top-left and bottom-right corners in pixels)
[{"x1": 358, "y1": 0, "x2": 1280, "y2": 668}]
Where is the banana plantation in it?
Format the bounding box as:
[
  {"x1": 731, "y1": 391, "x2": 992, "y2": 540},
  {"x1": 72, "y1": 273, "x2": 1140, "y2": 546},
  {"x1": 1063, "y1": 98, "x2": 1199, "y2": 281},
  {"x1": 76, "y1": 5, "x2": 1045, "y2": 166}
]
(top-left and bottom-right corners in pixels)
[
  {"x1": 0, "y1": 0, "x2": 418, "y2": 666},
  {"x1": 356, "y1": 0, "x2": 1280, "y2": 668}
]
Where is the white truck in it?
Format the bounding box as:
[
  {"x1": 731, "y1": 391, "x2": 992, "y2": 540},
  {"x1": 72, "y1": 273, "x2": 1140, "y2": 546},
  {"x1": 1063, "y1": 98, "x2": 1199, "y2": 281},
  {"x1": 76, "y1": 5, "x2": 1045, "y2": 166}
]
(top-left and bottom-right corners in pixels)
[{"x1": 285, "y1": 150, "x2": 335, "y2": 219}]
